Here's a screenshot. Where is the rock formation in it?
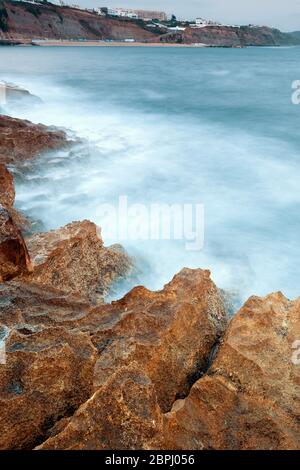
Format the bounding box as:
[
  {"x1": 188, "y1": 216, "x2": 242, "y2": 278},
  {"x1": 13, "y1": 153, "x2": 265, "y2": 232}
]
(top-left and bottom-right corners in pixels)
[
  {"x1": 0, "y1": 280, "x2": 93, "y2": 329},
  {"x1": 155, "y1": 293, "x2": 300, "y2": 450},
  {"x1": 33, "y1": 278, "x2": 300, "y2": 451},
  {"x1": 35, "y1": 268, "x2": 227, "y2": 450},
  {"x1": 36, "y1": 366, "x2": 163, "y2": 451},
  {"x1": 0, "y1": 326, "x2": 96, "y2": 449},
  {"x1": 0, "y1": 110, "x2": 299, "y2": 451},
  {"x1": 23, "y1": 220, "x2": 133, "y2": 302},
  {"x1": 0, "y1": 1, "x2": 158, "y2": 43},
  {"x1": 0, "y1": 164, "x2": 14, "y2": 208},
  {"x1": 0, "y1": 163, "x2": 30, "y2": 230},
  {"x1": 160, "y1": 25, "x2": 299, "y2": 47},
  {"x1": 0, "y1": 207, "x2": 32, "y2": 282},
  {"x1": 0, "y1": 115, "x2": 68, "y2": 165}
]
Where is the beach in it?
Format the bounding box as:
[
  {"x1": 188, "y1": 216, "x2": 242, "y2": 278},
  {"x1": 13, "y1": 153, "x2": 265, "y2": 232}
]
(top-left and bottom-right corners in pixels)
[{"x1": 31, "y1": 40, "x2": 207, "y2": 47}]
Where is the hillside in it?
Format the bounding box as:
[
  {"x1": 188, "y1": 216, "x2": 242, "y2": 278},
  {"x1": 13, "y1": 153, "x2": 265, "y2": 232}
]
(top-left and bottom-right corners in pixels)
[
  {"x1": 161, "y1": 25, "x2": 300, "y2": 47},
  {"x1": 0, "y1": 0, "x2": 158, "y2": 42},
  {"x1": 290, "y1": 31, "x2": 300, "y2": 41},
  {"x1": 0, "y1": 0, "x2": 299, "y2": 46}
]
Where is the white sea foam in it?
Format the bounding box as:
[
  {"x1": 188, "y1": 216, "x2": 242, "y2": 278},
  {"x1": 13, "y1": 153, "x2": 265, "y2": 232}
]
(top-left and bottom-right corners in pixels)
[{"x1": 1, "y1": 47, "x2": 299, "y2": 306}]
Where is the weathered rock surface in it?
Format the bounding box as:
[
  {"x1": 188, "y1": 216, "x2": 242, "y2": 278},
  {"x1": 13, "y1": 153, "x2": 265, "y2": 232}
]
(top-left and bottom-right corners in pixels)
[
  {"x1": 90, "y1": 269, "x2": 227, "y2": 411},
  {"x1": 36, "y1": 366, "x2": 163, "y2": 451},
  {"x1": 0, "y1": 164, "x2": 14, "y2": 208},
  {"x1": 0, "y1": 326, "x2": 96, "y2": 450},
  {"x1": 0, "y1": 112, "x2": 298, "y2": 451},
  {"x1": 0, "y1": 207, "x2": 32, "y2": 282},
  {"x1": 160, "y1": 25, "x2": 300, "y2": 47},
  {"x1": 36, "y1": 269, "x2": 228, "y2": 449},
  {"x1": 0, "y1": 280, "x2": 93, "y2": 329},
  {"x1": 24, "y1": 221, "x2": 133, "y2": 301},
  {"x1": 0, "y1": 163, "x2": 30, "y2": 231},
  {"x1": 0, "y1": 1, "x2": 158, "y2": 42},
  {"x1": 0, "y1": 115, "x2": 68, "y2": 165},
  {"x1": 156, "y1": 292, "x2": 300, "y2": 450}
]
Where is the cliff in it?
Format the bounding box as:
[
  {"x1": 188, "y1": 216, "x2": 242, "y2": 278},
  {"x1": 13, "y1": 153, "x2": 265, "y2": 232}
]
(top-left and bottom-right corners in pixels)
[
  {"x1": 160, "y1": 25, "x2": 300, "y2": 47},
  {"x1": 0, "y1": 0, "x2": 158, "y2": 42},
  {"x1": 0, "y1": 0, "x2": 299, "y2": 46}
]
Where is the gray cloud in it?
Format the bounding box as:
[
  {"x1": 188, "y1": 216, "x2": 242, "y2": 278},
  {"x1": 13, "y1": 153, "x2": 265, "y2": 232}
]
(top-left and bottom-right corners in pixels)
[{"x1": 71, "y1": 0, "x2": 300, "y2": 31}]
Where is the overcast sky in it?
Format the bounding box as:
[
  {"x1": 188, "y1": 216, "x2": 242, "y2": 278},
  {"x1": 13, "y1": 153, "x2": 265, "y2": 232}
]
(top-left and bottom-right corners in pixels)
[{"x1": 71, "y1": 0, "x2": 300, "y2": 31}]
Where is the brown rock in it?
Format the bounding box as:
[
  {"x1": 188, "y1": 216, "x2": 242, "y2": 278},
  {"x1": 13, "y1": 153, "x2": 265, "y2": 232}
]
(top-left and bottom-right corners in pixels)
[
  {"x1": 0, "y1": 280, "x2": 93, "y2": 329},
  {"x1": 0, "y1": 164, "x2": 15, "y2": 208},
  {"x1": 24, "y1": 221, "x2": 133, "y2": 301},
  {"x1": 0, "y1": 207, "x2": 32, "y2": 282},
  {"x1": 0, "y1": 2, "x2": 158, "y2": 42},
  {"x1": 91, "y1": 269, "x2": 227, "y2": 412},
  {"x1": 37, "y1": 268, "x2": 227, "y2": 449},
  {"x1": 0, "y1": 164, "x2": 31, "y2": 231},
  {"x1": 96, "y1": 243, "x2": 135, "y2": 297},
  {"x1": 0, "y1": 326, "x2": 96, "y2": 450},
  {"x1": 36, "y1": 366, "x2": 163, "y2": 450},
  {"x1": 158, "y1": 292, "x2": 300, "y2": 450},
  {"x1": 0, "y1": 115, "x2": 68, "y2": 165},
  {"x1": 160, "y1": 25, "x2": 298, "y2": 47}
]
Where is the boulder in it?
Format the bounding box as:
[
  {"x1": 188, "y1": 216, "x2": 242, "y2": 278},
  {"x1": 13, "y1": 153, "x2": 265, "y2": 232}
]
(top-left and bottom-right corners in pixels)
[
  {"x1": 36, "y1": 366, "x2": 163, "y2": 450},
  {"x1": 37, "y1": 268, "x2": 228, "y2": 449},
  {"x1": 24, "y1": 221, "x2": 133, "y2": 301},
  {"x1": 0, "y1": 326, "x2": 96, "y2": 450},
  {"x1": 90, "y1": 269, "x2": 227, "y2": 412},
  {"x1": 0, "y1": 280, "x2": 93, "y2": 329},
  {"x1": 157, "y1": 292, "x2": 300, "y2": 450},
  {"x1": 0, "y1": 115, "x2": 68, "y2": 165},
  {"x1": 0, "y1": 207, "x2": 32, "y2": 282}
]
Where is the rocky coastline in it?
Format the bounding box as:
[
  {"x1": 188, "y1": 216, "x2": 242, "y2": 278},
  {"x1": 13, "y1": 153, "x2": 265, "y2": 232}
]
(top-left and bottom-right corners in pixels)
[
  {"x1": 0, "y1": 89, "x2": 299, "y2": 450},
  {"x1": 1, "y1": 0, "x2": 300, "y2": 47}
]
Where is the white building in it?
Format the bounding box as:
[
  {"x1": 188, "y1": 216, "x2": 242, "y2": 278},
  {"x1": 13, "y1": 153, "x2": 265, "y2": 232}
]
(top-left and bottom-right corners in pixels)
[
  {"x1": 191, "y1": 17, "x2": 221, "y2": 28},
  {"x1": 115, "y1": 9, "x2": 138, "y2": 19},
  {"x1": 196, "y1": 17, "x2": 208, "y2": 26}
]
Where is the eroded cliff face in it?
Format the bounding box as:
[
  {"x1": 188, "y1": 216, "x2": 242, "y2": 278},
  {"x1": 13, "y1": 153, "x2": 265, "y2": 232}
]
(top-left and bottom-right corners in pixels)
[
  {"x1": 0, "y1": 1, "x2": 299, "y2": 46},
  {"x1": 160, "y1": 25, "x2": 300, "y2": 47},
  {"x1": 0, "y1": 0, "x2": 158, "y2": 42}
]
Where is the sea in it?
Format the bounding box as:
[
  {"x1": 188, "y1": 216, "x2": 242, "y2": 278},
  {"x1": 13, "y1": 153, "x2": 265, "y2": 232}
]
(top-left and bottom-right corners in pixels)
[{"x1": 1, "y1": 45, "x2": 300, "y2": 305}]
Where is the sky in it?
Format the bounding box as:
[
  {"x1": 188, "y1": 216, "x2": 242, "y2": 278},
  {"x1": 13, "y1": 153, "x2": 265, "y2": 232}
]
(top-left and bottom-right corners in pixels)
[{"x1": 70, "y1": 0, "x2": 300, "y2": 31}]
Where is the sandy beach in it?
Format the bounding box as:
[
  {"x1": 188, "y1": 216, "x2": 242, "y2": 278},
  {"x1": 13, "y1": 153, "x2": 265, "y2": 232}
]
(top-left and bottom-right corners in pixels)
[{"x1": 30, "y1": 40, "x2": 207, "y2": 47}]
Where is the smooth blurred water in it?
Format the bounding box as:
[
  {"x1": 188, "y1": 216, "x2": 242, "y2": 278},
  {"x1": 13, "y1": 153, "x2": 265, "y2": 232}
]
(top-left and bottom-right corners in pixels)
[{"x1": 1, "y1": 45, "x2": 300, "y2": 303}]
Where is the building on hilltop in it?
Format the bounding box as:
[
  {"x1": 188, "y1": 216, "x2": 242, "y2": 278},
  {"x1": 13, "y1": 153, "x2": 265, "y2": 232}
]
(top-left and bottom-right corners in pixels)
[
  {"x1": 190, "y1": 17, "x2": 222, "y2": 28},
  {"x1": 99, "y1": 7, "x2": 167, "y2": 21}
]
